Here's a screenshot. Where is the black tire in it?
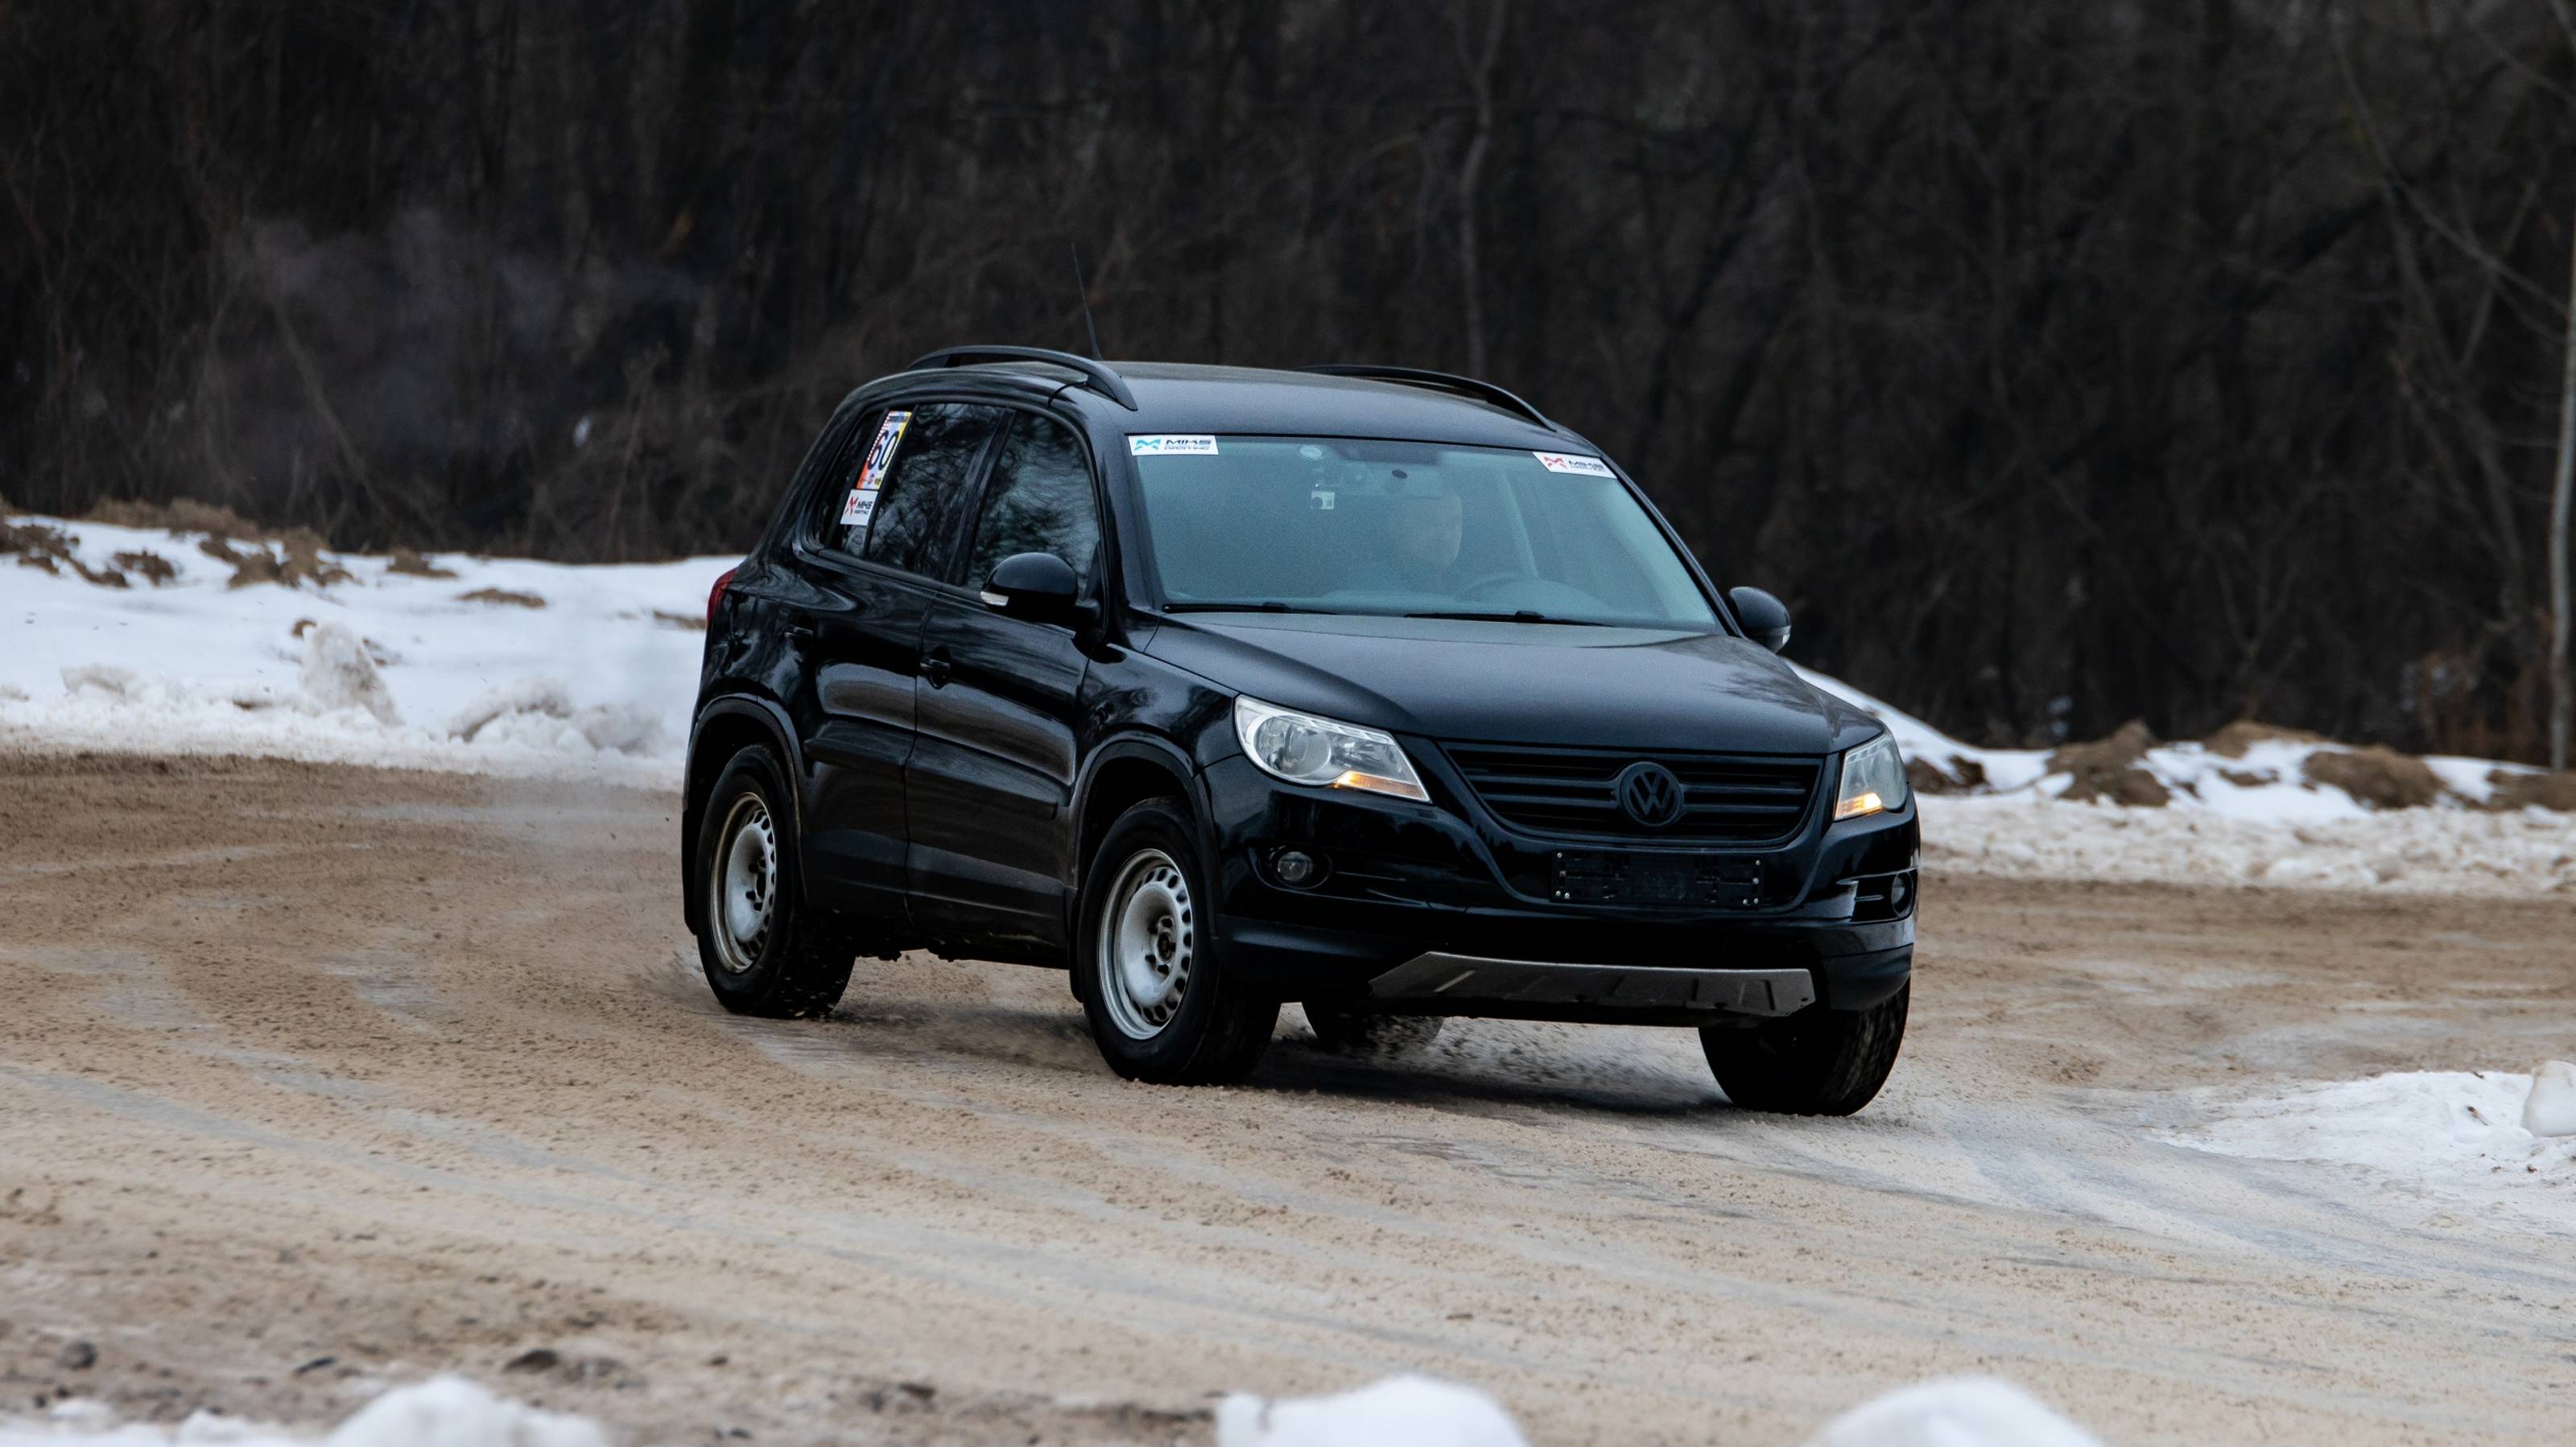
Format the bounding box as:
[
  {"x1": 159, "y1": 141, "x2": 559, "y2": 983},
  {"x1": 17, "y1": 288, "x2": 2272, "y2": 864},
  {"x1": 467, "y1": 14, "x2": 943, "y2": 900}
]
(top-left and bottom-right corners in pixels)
[
  {"x1": 693, "y1": 746, "x2": 854, "y2": 1019},
  {"x1": 1075, "y1": 798, "x2": 1277, "y2": 1084},
  {"x1": 1305, "y1": 1007, "x2": 1445, "y2": 1057},
  {"x1": 1702, "y1": 983, "x2": 1908, "y2": 1116}
]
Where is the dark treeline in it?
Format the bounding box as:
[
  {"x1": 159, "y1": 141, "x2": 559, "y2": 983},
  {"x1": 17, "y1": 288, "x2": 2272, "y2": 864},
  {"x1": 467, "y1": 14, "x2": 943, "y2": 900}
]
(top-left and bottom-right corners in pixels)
[{"x1": 6, "y1": 1, "x2": 2574, "y2": 759}]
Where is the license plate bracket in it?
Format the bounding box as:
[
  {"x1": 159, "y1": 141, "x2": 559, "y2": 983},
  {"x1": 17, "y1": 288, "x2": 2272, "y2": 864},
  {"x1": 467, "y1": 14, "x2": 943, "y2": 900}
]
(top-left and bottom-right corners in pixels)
[{"x1": 1552, "y1": 851, "x2": 1764, "y2": 907}]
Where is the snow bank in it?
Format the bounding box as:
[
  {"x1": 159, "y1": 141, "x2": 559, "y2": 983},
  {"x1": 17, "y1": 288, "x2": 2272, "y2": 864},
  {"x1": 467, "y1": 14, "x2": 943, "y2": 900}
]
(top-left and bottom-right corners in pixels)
[
  {"x1": 1216, "y1": 1373, "x2": 2106, "y2": 1447},
  {"x1": 1799, "y1": 666, "x2": 2564, "y2": 822},
  {"x1": 0, "y1": 1379, "x2": 604, "y2": 1447},
  {"x1": 1921, "y1": 793, "x2": 2575, "y2": 898},
  {"x1": 1804, "y1": 1377, "x2": 2103, "y2": 1447},
  {"x1": 1801, "y1": 669, "x2": 2574, "y2": 897},
  {"x1": 2526, "y1": 1061, "x2": 2576, "y2": 1137},
  {"x1": 1, "y1": 510, "x2": 724, "y2": 782},
  {"x1": 7, "y1": 507, "x2": 2570, "y2": 893},
  {"x1": 1217, "y1": 1375, "x2": 1527, "y2": 1447},
  {"x1": 2165, "y1": 1071, "x2": 2576, "y2": 1227},
  {"x1": 5, "y1": 1371, "x2": 2118, "y2": 1447}
]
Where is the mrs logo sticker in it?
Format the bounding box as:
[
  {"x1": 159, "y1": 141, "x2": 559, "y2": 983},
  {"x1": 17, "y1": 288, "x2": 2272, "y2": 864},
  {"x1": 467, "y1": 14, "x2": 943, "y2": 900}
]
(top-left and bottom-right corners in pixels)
[
  {"x1": 1129, "y1": 435, "x2": 1220, "y2": 456},
  {"x1": 1533, "y1": 451, "x2": 1615, "y2": 477}
]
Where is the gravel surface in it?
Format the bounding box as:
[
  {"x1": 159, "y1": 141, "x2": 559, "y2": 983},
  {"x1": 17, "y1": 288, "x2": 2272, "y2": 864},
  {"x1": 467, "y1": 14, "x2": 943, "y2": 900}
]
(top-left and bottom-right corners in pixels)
[{"x1": 1, "y1": 753, "x2": 2570, "y2": 1445}]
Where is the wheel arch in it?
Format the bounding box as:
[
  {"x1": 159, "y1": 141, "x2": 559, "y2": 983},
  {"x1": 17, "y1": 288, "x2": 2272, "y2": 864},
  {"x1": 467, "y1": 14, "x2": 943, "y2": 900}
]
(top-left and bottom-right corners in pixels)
[
  {"x1": 683, "y1": 695, "x2": 807, "y2": 935},
  {"x1": 1068, "y1": 736, "x2": 1207, "y2": 934}
]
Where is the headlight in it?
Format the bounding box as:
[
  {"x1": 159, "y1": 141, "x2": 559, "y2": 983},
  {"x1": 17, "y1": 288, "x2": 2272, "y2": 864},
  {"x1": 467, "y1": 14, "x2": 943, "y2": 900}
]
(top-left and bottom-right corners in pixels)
[
  {"x1": 1232, "y1": 695, "x2": 1429, "y2": 802},
  {"x1": 1834, "y1": 732, "x2": 1910, "y2": 820}
]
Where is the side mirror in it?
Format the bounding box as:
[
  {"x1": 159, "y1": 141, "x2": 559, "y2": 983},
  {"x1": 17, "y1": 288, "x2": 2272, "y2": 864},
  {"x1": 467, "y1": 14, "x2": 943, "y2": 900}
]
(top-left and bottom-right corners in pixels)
[
  {"x1": 980, "y1": 551, "x2": 1084, "y2": 622},
  {"x1": 1728, "y1": 586, "x2": 1792, "y2": 653}
]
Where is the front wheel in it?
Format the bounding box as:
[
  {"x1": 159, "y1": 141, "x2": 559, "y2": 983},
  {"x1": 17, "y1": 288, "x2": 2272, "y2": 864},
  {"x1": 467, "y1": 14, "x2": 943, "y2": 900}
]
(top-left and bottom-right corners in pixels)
[
  {"x1": 1702, "y1": 983, "x2": 1908, "y2": 1116},
  {"x1": 1075, "y1": 799, "x2": 1277, "y2": 1085}
]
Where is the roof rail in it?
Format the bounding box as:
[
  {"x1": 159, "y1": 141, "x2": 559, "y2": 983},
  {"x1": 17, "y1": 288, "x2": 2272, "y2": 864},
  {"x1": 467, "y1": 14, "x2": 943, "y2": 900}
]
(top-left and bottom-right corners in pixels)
[
  {"x1": 1294, "y1": 365, "x2": 1553, "y2": 429},
  {"x1": 907, "y1": 345, "x2": 1139, "y2": 410}
]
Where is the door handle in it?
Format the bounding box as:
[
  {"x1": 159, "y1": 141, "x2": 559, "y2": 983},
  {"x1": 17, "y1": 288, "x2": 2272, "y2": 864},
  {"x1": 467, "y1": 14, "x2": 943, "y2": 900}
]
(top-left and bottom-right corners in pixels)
[{"x1": 920, "y1": 651, "x2": 953, "y2": 687}]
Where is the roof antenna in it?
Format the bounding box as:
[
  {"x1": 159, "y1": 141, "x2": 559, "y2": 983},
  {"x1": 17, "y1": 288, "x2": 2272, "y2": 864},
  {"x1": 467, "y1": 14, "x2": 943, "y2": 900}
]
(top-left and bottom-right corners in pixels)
[{"x1": 1068, "y1": 241, "x2": 1104, "y2": 361}]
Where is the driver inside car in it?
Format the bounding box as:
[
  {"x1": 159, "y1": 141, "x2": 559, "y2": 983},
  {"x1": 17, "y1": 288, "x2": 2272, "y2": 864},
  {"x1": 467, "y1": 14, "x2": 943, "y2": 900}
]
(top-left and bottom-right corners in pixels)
[{"x1": 1386, "y1": 472, "x2": 1466, "y2": 592}]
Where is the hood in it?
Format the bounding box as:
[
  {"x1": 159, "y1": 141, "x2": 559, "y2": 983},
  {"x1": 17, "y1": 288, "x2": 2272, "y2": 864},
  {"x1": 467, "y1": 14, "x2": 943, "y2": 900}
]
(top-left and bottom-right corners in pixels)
[{"x1": 1145, "y1": 612, "x2": 1883, "y2": 756}]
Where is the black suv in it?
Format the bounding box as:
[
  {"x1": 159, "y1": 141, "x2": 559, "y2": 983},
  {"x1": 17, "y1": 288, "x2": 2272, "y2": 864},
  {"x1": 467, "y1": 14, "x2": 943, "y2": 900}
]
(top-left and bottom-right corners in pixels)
[{"x1": 683, "y1": 347, "x2": 1917, "y2": 1113}]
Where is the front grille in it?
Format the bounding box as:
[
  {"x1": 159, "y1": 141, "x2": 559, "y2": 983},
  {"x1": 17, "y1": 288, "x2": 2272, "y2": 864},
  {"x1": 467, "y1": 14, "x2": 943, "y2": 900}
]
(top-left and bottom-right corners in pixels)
[{"x1": 1444, "y1": 742, "x2": 1822, "y2": 845}]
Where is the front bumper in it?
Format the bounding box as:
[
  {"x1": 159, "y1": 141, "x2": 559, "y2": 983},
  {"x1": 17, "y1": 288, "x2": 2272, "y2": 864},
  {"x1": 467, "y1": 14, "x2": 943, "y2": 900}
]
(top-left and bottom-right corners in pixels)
[{"x1": 1199, "y1": 751, "x2": 1917, "y2": 1024}]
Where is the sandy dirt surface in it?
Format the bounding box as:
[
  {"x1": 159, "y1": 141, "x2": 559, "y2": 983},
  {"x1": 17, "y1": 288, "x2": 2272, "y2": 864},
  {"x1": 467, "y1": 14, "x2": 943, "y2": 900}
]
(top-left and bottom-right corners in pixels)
[{"x1": 2, "y1": 753, "x2": 2571, "y2": 1445}]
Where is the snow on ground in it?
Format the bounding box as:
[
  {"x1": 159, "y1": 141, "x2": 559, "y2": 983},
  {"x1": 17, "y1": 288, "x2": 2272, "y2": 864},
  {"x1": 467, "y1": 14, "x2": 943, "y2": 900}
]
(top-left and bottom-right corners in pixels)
[
  {"x1": 0, "y1": 1379, "x2": 603, "y2": 1447},
  {"x1": 1798, "y1": 666, "x2": 2561, "y2": 821},
  {"x1": 1920, "y1": 792, "x2": 2575, "y2": 897},
  {"x1": 0, "y1": 1374, "x2": 2115, "y2": 1447},
  {"x1": 1217, "y1": 1375, "x2": 1529, "y2": 1447},
  {"x1": 2162, "y1": 1071, "x2": 2576, "y2": 1230},
  {"x1": 1, "y1": 512, "x2": 727, "y2": 782},
  {"x1": 1803, "y1": 1377, "x2": 2104, "y2": 1447},
  {"x1": 6, "y1": 508, "x2": 2571, "y2": 893},
  {"x1": 1802, "y1": 668, "x2": 2575, "y2": 897},
  {"x1": 1213, "y1": 1371, "x2": 2105, "y2": 1447}
]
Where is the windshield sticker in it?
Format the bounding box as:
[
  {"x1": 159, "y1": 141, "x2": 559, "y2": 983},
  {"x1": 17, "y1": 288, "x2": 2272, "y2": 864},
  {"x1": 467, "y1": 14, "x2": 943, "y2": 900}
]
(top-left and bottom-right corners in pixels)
[
  {"x1": 1309, "y1": 489, "x2": 1335, "y2": 511},
  {"x1": 1534, "y1": 451, "x2": 1615, "y2": 477},
  {"x1": 1129, "y1": 435, "x2": 1220, "y2": 456},
  {"x1": 841, "y1": 410, "x2": 911, "y2": 525}
]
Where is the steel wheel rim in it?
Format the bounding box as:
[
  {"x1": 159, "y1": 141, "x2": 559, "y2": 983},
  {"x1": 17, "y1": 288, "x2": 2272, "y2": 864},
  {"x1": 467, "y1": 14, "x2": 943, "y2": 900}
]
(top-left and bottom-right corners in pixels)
[
  {"x1": 1097, "y1": 847, "x2": 1195, "y2": 1040},
  {"x1": 708, "y1": 794, "x2": 777, "y2": 974}
]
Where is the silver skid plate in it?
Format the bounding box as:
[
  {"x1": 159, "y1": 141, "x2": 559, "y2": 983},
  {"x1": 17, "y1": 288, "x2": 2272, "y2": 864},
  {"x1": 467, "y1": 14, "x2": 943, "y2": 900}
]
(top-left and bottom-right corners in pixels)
[{"x1": 1367, "y1": 952, "x2": 1814, "y2": 1017}]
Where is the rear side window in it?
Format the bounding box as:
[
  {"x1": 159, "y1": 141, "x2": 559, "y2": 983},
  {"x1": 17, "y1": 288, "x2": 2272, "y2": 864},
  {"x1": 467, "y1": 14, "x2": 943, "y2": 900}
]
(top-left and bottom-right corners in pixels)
[
  {"x1": 965, "y1": 413, "x2": 1101, "y2": 590},
  {"x1": 825, "y1": 402, "x2": 1004, "y2": 578}
]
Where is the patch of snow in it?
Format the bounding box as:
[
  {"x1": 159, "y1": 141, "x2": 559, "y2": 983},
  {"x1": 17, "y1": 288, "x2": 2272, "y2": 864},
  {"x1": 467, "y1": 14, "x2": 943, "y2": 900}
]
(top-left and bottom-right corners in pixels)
[
  {"x1": 1799, "y1": 664, "x2": 2565, "y2": 827},
  {"x1": 1216, "y1": 1375, "x2": 1527, "y2": 1447},
  {"x1": 0, "y1": 1379, "x2": 605, "y2": 1447},
  {"x1": 2425, "y1": 754, "x2": 2505, "y2": 804},
  {"x1": 1795, "y1": 666, "x2": 2051, "y2": 792},
  {"x1": 8, "y1": 508, "x2": 2570, "y2": 893},
  {"x1": 299, "y1": 621, "x2": 400, "y2": 726},
  {"x1": 1805, "y1": 1377, "x2": 2103, "y2": 1447},
  {"x1": 2, "y1": 509, "x2": 724, "y2": 782},
  {"x1": 2526, "y1": 1062, "x2": 2576, "y2": 1138},
  {"x1": 2143, "y1": 739, "x2": 2368, "y2": 824},
  {"x1": 1921, "y1": 793, "x2": 2575, "y2": 898},
  {"x1": 2163, "y1": 1071, "x2": 2576, "y2": 1227}
]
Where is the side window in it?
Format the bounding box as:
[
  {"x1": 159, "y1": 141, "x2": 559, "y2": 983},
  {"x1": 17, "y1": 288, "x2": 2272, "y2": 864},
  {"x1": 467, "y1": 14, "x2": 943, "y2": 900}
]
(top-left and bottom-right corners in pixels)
[
  {"x1": 828, "y1": 402, "x2": 1003, "y2": 576},
  {"x1": 965, "y1": 413, "x2": 1102, "y2": 589}
]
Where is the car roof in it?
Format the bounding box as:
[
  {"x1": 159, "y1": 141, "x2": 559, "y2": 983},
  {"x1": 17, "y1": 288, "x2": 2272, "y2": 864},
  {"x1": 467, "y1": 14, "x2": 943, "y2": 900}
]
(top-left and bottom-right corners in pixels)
[{"x1": 885, "y1": 359, "x2": 1585, "y2": 451}]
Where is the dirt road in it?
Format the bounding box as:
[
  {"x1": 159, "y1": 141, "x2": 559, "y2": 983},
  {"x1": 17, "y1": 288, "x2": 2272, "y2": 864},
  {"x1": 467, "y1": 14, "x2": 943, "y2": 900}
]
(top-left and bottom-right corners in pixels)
[{"x1": 2, "y1": 754, "x2": 2570, "y2": 1445}]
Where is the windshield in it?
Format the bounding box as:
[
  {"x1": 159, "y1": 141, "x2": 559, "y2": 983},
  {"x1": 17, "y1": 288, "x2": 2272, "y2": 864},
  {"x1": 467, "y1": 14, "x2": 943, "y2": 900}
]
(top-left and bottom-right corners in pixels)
[{"x1": 1129, "y1": 436, "x2": 1718, "y2": 628}]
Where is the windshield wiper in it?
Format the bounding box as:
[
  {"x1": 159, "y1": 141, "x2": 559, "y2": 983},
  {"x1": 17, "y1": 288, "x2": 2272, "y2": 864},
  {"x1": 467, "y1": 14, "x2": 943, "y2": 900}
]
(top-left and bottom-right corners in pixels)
[
  {"x1": 1161, "y1": 600, "x2": 1332, "y2": 615},
  {"x1": 1405, "y1": 609, "x2": 1608, "y2": 626}
]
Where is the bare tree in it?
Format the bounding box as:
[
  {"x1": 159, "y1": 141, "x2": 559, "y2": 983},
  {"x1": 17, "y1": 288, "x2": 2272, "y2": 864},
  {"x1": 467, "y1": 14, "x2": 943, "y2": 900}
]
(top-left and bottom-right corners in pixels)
[
  {"x1": 2552, "y1": 200, "x2": 2576, "y2": 771},
  {"x1": 1452, "y1": 0, "x2": 1509, "y2": 377},
  {"x1": 5, "y1": 0, "x2": 2574, "y2": 762}
]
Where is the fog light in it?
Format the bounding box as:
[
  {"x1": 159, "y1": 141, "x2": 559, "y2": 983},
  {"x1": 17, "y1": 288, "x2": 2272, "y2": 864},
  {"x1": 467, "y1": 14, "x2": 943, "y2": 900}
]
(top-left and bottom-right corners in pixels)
[{"x1": 1271, "y1": 848, "x2": 1324, "y2": 888}]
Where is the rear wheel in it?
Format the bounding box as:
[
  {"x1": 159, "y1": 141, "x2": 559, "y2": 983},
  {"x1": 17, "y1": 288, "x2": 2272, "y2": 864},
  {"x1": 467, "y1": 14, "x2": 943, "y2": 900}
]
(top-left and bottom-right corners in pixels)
[
  {"x1": 1075, "y1": 799, "x2": 1277, "y2": 1084},
  {"x1": 1305, "y1": 1007, "x2": 1444, "y2": 1057},
  {"x1": 1702, "y1": 984, "x2": 1907, "y2": 1115},
  {"x1": 694, "y1": 747, "x2": 854, "y2": 1019}
]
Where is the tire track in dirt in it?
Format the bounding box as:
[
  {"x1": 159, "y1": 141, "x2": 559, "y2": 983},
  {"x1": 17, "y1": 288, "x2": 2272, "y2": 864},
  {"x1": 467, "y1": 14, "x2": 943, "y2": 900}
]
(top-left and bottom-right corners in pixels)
[{"x1": 2, "y1": 753, "x2": 2571, "y2": 1445}]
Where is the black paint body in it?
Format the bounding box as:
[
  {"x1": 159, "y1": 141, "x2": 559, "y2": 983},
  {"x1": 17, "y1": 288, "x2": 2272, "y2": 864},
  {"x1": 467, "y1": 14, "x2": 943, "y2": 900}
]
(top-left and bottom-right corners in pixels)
[{"x1": 683, "y1": 361, "x2": 1917, "y2": 1021}]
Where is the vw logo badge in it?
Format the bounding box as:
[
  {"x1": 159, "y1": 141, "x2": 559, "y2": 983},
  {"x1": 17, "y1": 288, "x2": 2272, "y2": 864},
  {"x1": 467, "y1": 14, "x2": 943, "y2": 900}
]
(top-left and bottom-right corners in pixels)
[{"x1": 1614, "y1": 761, "x2": 1685, "y2": 827}]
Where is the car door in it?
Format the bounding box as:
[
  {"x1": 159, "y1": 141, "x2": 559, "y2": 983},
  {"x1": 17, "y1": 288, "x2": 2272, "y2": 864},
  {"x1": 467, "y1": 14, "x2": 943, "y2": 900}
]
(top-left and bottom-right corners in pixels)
[
  {"x1": 906, "y1": 409, "x2": 1106, "y2": 950},
  {"x1": 786, "y1": 401, "x2": 1005, "y2": 914}
]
